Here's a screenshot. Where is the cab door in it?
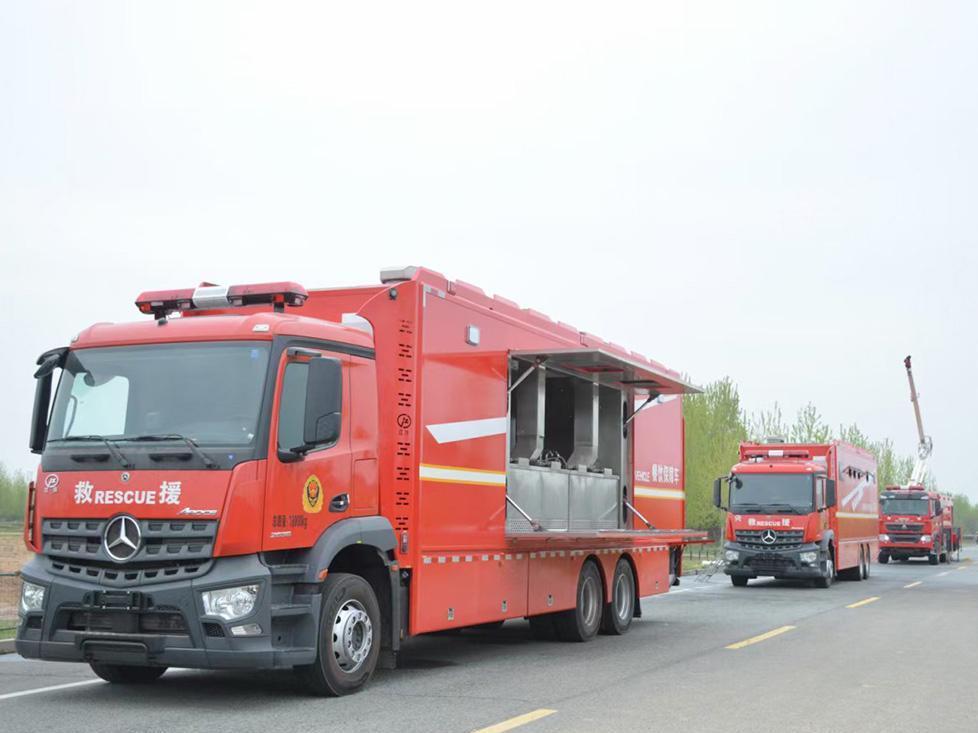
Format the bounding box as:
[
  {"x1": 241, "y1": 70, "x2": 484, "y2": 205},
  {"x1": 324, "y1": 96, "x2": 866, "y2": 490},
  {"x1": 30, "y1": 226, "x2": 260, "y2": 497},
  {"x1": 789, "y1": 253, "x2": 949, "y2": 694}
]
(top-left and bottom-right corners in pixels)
[{"x1": 262, "y1": 345, "x2": 353, "y2": 551}]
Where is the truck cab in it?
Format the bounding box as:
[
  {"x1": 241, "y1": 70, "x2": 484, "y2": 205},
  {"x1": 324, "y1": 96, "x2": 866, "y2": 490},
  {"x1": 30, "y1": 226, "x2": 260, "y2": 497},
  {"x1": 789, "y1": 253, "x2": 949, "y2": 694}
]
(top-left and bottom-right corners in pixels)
[
  {"x1": 19, "y1": 282, "x2": 396, "y2": 695},
  {"x1": 878, "y1": 486, "x2": 947, "y2": 564},
  {"x1": 714, "y1": 441, "x2": 878, "y2": 588}
]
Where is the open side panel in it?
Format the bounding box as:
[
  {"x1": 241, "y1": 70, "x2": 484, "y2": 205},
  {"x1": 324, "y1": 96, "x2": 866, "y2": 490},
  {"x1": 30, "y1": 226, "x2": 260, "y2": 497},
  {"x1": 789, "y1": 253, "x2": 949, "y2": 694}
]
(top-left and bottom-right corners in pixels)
[{"x1": 506, "y1": 357, "x2": 632, "y2": 533}]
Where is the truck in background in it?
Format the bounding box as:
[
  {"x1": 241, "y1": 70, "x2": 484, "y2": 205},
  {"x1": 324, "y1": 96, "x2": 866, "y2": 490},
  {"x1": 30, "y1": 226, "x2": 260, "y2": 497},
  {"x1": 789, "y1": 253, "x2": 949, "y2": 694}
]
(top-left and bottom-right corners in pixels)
[
  {"x1": 714, "y1": 440, "x2": 879, "y2": 588},
  {"x1": 18, "y1": 266, "x2": 705, "y2": 695},
  {"x1": 878, "y1": 356, "x2": 960, "y2": 564},
  {"x1": 878, "y1": 486, "x2": 960, "y2": 564}
]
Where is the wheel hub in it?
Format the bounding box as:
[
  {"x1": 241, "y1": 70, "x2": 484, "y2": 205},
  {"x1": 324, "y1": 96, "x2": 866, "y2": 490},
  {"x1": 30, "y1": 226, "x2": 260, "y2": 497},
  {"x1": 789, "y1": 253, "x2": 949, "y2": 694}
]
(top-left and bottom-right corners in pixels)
[{"x1": 331, "y1": 600, "x2": 373, "y2": 673}]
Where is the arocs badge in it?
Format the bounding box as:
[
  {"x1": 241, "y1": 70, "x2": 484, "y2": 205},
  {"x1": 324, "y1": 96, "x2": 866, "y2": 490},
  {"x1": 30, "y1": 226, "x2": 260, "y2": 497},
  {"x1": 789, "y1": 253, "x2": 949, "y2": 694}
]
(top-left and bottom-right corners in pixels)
[{"x1": 302, "y1": 475, "x2": 324, "y2": 514}]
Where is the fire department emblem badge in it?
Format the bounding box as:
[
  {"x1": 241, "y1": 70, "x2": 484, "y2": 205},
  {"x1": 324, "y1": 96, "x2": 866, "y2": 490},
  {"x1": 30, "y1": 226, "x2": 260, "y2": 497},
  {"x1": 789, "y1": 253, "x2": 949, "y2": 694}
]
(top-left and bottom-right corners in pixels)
[{"x1": 303, "y1": 475, "x2": 324, "y2": 514}]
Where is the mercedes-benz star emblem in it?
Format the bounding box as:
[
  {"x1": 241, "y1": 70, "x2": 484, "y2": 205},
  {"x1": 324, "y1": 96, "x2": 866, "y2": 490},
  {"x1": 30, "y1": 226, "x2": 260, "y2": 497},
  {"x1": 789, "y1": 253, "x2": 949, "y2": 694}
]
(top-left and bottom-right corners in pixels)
[
  {"x1": 103, "y1": 515, "x2": 141, "y2": 562},
  {"x1": 761, "y1": 529, "x2": 778, "y2": 545}
]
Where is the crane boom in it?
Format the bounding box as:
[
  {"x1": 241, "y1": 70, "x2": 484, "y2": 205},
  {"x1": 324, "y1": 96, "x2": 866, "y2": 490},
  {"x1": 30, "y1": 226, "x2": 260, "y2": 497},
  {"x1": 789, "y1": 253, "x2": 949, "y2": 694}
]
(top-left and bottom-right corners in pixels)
[{"x1": 904, "y1": 355, "x2": 932, "y2": 484}]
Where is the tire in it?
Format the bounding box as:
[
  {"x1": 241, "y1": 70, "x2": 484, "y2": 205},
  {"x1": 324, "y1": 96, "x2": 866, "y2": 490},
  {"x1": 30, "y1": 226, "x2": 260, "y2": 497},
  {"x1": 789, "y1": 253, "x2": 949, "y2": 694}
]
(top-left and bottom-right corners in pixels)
[
  {"x1": 600, "y1": 558, "x2": 636, "y2": 635},
  {"x1": 862, "y1": 547, "x2": 871, "y2": 579},
  {"x1": 878, "y1": 552, "x2": 889, "y2": 565},
  {"x1": 928, "y1": 553, "x2": 939, "y2": 565},
  {"x1": 554, "y1": 561, "x2": 603, "y2": 642},
  {"x1": 730, "y1": 575, "x2": 749, "y2": 587},
  {"x1": 88, "y1": 663, "x2": 167, "y2": 684},
  {"x1": 296, "y1": 573, "x2": 381, "y2": 696},
  {"x1": 814, "y1": 549, "x2": 834, "y2": 589},
  {"x1": 528, "y1": 613, "x2": 558, "y2": 641}
]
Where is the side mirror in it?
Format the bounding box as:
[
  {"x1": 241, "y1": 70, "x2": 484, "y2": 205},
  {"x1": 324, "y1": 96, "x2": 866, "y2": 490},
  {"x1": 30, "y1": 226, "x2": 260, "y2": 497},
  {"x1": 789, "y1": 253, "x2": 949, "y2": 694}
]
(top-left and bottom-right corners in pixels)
[
  {"x1": 825, "y1": 479, "x2": 837, "y2": 508},
  {"x1": 29, "y1": 348, "x2": 67, "y2": 454},
  {"x1": 301, "y1": 357, "x2": 343, "y2": 450},
  {"x1": 713, "y1": 477, "x2": 727, "y2": 510}
]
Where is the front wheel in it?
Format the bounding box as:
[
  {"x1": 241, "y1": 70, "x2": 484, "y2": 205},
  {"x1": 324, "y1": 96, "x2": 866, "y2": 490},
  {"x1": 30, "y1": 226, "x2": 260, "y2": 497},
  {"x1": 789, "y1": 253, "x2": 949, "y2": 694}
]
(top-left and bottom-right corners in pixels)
[
  {"x1": 928, "y1": 553, "x2": 939, "y2": 565},
  {"x1": 878, "y1": 552, "x2": 889, "y2": 565},
  {"x1": 600, "y1": 558, "x2": 636, "y2": 635},
  {"x1": 730, "y1": 575, "x2": 749, "y2": 587},
  {"x1": 814, "y1": 552, "x2": 834, "y2": 589},
  {"x1": 296, "y1": 573, "x2": 381, "y2": 696},
  {"x1": 89, "y1": 663, "x2": 167, "y2": 684}
]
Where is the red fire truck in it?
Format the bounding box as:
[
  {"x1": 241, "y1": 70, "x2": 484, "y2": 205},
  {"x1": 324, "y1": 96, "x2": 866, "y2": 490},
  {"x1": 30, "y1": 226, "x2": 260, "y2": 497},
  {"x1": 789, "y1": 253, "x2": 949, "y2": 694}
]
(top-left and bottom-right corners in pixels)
[
  {"x1": 877, "y1": 356, "x2": 961, "y2": 564},
  {"x1": 878, "y1": 486, "x2": 960, "y2": 564},
  {"x1": 18, "y1": 267, "x2": 704, "y2": 695},
  {"x1": 714, "y1": 441, "x2": 878, "y2": 588}
]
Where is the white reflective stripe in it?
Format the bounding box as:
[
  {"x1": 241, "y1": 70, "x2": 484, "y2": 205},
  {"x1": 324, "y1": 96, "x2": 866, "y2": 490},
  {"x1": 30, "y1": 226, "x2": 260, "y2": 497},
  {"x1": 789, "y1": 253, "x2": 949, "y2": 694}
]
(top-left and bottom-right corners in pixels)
[
  {"x1": 419, "y1": 464, "x2": 506, "y2": 486},
  {"x1": 835, "y1": 511, "x2": 879, "y2": 520},
  {"x1": 841, "y1": 479, "x2": 872, "y2": 509},
  {"x1": 426, "y1": 417, "x2": 508, "y2": 444},
  {"x1": 634, "y1": 486, "x2": 685, "y2": 500}
]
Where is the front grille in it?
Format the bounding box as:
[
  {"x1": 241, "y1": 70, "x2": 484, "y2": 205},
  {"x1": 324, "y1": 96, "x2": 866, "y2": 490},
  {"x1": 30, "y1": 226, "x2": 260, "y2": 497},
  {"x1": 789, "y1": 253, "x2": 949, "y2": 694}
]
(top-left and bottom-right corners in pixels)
[
  {"x1": 42, "y1": 518, "x2": 217, "y2": 587},
  {"x1": 747, "y1": 556, "x2": 794, "y2": 574},
  {"x1": 887, "y1": 534, "x2": 922, "y2": 544},
  {"x1": 886, "y1": 522, "x2": 924, "y2": 533},
  {"x1": 735, "y1": 529, "x2": 805, "y2": 550},
  {"x1": 63, "y1": 609, "x2": 187, "y2": 635}
]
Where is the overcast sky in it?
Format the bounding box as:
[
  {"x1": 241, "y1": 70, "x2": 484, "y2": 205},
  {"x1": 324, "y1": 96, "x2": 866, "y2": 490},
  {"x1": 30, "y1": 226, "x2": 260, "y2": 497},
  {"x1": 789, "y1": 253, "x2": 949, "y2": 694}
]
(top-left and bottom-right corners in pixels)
[{"x1": 1, "y1": 3, "x2": 975, "y2": 498}]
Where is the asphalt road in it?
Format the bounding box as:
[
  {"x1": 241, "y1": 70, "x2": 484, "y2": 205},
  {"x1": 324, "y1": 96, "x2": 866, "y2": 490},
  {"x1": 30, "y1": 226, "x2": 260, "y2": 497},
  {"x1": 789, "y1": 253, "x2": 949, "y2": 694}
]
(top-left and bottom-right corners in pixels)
[{"x1": 2, "y1": 547, "x2": 975, "y2": 733}]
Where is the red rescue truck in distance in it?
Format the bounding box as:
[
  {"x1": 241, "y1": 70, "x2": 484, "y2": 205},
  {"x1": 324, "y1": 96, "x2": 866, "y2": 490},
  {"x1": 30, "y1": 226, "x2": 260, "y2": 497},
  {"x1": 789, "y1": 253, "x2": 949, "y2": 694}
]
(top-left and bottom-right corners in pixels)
[
  {"x1": 714, "y1": 440, "x2": 878, "y2": 588},
  {"x1": 18, "y1": 267, "x2": 705, "y2": 695},
  {"x1": 878, "y1": 485, "x2": 960, "y2": 565}
]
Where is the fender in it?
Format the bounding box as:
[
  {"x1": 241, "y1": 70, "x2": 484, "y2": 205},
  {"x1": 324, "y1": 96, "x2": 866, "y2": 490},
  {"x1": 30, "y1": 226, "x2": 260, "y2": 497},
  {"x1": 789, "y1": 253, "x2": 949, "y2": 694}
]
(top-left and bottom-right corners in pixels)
[
  {"x1": 819, "y1": 529, "x2": 835, "y2": 554},
  {"x1": 297, "y1": 516, "x2": 397, "y2": 582}
]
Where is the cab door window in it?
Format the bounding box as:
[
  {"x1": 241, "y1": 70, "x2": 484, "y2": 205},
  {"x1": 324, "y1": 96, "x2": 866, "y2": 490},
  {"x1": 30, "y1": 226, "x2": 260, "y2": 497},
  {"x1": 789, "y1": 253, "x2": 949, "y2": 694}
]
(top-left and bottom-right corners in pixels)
[{"x1": 277, "y1": 362, "x2": 308, "y2": 453}]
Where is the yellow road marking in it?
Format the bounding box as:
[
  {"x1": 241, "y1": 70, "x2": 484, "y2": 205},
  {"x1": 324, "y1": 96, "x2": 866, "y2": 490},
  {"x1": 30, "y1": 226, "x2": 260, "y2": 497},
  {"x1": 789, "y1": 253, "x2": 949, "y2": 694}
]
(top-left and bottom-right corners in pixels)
[
  {"x1": 472, "y1": 709, "x2": 557, "y2": 733},
  {"x1": 904, "y1": 581, "x2": 923, "y2": 588},
  {"x1": 847, "y1": 596, "x2": 880, "y2": 609},
  {"x1": 725, "y1": 625, "x2": 796, "y2": 650}
]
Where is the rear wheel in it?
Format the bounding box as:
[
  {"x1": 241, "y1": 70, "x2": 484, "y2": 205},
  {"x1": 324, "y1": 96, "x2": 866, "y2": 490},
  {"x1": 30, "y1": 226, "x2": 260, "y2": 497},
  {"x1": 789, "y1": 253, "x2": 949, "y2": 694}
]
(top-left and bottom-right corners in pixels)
[
  {"x1": 89, "y1": 663, "x2": 167, "y2": 684},
  {"x1": 555, "y1": 561, "x2": 603, "y2": 642},
  {"x1": 296, "y1": 573, "x2": 381, "y2": 696},
  {"x1": 862, "y1": 546, "x2": 871, "y2": 579},
  {"x1": 730, "y1": 575, "x2": 749, "y2": 587},
  {"x1": 600, "y1": 558, "x2": 635, "y2": 635}
]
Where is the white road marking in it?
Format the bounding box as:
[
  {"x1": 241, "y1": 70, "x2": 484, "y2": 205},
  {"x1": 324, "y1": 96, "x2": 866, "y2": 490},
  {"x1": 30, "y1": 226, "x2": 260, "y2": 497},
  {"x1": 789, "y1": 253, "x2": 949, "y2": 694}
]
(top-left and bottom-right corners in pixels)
[{"x1": 0, "y1": 679, "x2": 102, "y2": 702}]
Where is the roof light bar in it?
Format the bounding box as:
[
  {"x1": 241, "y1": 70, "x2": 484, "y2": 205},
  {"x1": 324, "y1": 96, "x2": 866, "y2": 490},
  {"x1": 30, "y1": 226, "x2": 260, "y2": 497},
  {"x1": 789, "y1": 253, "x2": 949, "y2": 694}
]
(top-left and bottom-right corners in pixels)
[{"x1": 136, "y1": 281, "x2": 308, "y2": 320}]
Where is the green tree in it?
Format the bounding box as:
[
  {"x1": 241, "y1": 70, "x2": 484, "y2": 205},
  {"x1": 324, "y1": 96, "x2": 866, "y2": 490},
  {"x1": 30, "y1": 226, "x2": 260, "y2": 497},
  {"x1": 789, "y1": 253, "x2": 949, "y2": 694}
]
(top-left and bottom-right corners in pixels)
[
  {"x1": 0, "y1": 462, "x2": 29, "y2": 521},
  {"x1": 790, "y1": 403, "x2": 832, "y2": 443},
  {"x1": 684, "y1": 378, "x2": 748, "y2": 535},
  {"x1": 748, "y1": 402, "x2": 789, "y2": 442}
]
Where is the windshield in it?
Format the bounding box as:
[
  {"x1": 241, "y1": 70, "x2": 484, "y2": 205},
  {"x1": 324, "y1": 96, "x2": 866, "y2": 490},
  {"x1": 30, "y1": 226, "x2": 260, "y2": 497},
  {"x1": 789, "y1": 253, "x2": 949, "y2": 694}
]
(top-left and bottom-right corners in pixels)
[
  {"x1": 729, "y1": 473, "x2": 814, "y2": 513},
  {"x1": 47, "y1": 342, "x2": 270, "y2": 447},
  {"x1": 881, "y1": 498, "x2": 930, "y2": 516}
]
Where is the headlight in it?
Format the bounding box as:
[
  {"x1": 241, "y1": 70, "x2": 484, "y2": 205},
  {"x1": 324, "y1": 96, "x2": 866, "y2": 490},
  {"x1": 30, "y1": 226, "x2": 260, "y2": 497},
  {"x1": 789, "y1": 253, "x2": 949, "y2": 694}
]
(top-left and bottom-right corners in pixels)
[
  {"x1": 201, "y1": 585, "x2": 259, "y2": 621},
  {"x1": 879, "y1": 534, "x2": 890, "y2": 542},
  {"x1": 724, "y1": 550, "x2": 739, "y2": 561},
  {"x1": 919, "y1": 535, "x2": 931, "y2": 543},
  {"x1": 20, "y1": 581, "x2": 45, "y2": 615},
  {"x1": 799, "y1": 551, "x2": 818, "y2": 564}
]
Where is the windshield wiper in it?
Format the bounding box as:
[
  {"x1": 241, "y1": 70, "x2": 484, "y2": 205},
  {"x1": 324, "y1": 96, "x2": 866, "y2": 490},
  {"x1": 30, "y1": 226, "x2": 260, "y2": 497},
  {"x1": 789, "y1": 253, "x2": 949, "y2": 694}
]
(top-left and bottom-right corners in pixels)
[
  {"x1": 49, "y1": 435, "x2": 132, "y2": 469},
  {"x1": 730, "y1": 502, "x2": 765, "y2": 514},
  {"x1": 765, "y1": 503, "x2": 806, "y2": 515},
  {"x1": 120, "y1": 434, "x2": 218, "y2": 469}
]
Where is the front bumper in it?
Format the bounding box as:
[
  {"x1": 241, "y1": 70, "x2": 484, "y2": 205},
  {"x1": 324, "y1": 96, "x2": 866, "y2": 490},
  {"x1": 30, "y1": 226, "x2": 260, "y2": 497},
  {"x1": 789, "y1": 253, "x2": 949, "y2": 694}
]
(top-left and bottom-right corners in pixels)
[
  {"x1": 15, "y1": 554, "x2": 320, "y2": 670},
  {"x1": 880, "y1": 543, "x2": 934, "y2": 558},
  {"x1": 723, "y1": 542, "x2": 826, "y2": 579}
]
